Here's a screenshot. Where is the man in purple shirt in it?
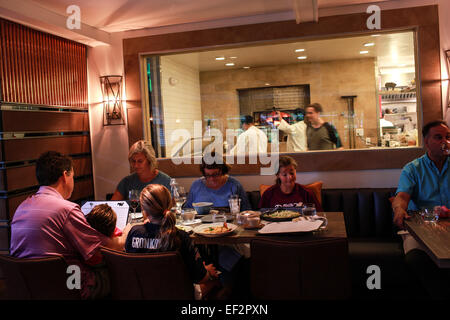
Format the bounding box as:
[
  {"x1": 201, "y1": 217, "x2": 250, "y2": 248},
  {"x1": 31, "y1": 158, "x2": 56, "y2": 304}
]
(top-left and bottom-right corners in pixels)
[{"x1": 10, "y1": 151, "x2": 109, "y2": 299}]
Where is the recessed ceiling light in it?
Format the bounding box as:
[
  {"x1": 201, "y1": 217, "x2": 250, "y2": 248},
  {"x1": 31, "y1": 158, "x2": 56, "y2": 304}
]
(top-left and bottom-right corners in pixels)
[
  {"x1": 215, "y1": 57, "x2": 225, "y2": 60},
  {"x1": 265, "y1": 83, "x2": 270, "y2": 86},
  {"x1": 225, "y1": 63, "x2": 235, "y2": 66},
  {"x1": 360, "y1": 50, "x2": 369, "y2": 54},
  {"x1": 364, "y1": 42, "x2": 375, "y2": 47},
  {"x1": 243, "y1": 66, "x2": 250, "y2": 69},
  {"x1": 297, "y1": 56, "x2": 307, "y2": 60},
  {"x1": 295, "y1": 49, "x2": 305, "y2": 52},
  {"x1": 230, "y1": 56, "x2": 237, "y2": 59}
]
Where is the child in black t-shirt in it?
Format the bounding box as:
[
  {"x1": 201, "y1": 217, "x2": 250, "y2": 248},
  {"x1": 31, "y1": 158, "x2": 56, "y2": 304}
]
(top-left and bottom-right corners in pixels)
[{"x1": 125, "y1": 184, "x2": 220, "y2": 299}]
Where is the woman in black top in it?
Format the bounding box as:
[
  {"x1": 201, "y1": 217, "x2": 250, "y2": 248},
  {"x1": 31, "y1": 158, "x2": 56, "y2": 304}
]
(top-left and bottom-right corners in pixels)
[{"x1": 125, "y1": 184, "x2": 219, "y2": 287}]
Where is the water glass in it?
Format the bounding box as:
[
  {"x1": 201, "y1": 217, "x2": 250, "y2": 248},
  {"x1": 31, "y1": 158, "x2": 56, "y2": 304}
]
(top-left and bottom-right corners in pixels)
[
  {"x1": 181, "y1": 208, "x2": 196, "y2": 224},
  {"x1": 421, "y1": 208, "x2": 439, "y2": 223},
  {"x1": 303, "y1": 203, "x2": 316, "y2": 217},
  {"x1": 212, "y1": 210, "x2": 227, "y2": 224},
  {"x1": 228, "y1": 197, "x2": 241, "y2": 215}
]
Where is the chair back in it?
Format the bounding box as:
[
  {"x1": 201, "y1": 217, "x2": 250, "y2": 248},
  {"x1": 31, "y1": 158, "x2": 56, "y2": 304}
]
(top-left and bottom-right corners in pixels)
[
  {"x1": 251, "y1": 238, "x2": 351, "y2": 300},
  {"x1": 100, "y1": 247, "x2": 194, "y2": 300},
  {"x1": 0, "y1": 254, "x2": 81, "y2": 300}
]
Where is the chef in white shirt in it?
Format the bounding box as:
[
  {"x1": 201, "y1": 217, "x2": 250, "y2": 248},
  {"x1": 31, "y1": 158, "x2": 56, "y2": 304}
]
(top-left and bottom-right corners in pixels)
[
  {"x1": 228, "y1": 115, "x2": 268, "y2": 155},
  {"x1": 276, "y1": 109, "x2": 307, "y2": 152}
]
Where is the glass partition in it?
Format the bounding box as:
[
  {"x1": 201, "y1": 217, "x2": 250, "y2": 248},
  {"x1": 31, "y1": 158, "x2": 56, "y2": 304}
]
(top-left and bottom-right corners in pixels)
[{"x1": 141, "y1": 30, "x2": 419, "y2": 158}]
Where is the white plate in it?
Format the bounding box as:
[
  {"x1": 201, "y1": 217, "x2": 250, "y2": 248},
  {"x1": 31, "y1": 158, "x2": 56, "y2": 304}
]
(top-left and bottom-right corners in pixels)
[
  {"x1": 131, "y1": 212, "x2": 143, "y2": 219},
  {"x1": 193, "y1": 223, "x2": 238, "y2": 237},
  {"x1": 181, "y1": 218, "x2": 202, "y2": 226},
  {"x1": 176, "y1": 225, "x2": 193, "y2": 233}
]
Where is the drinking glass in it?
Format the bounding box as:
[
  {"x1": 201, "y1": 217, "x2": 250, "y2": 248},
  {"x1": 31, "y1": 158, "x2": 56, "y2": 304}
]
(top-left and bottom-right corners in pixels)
[
  {"x1": 421, "y1": 208, "x2": 439, "y2": 223},
  {"x1": 181, "y1": 208, "x2": 196, "y2": 224},
  {"x1": 228, "y1": 196, "x2": 241, "y2": 215},
  {"x1": 303, "y1": 203, "x2": 316, "y2": 217},
  {"x1": 212, "y1": 210, "x2": 227, "y2": 224},
  {"x1": 128, "y1": 189, "x2": 140, "y2": 220},
  {"x1": 173, "y1": 185, "x2": 187, "y2": 213}
]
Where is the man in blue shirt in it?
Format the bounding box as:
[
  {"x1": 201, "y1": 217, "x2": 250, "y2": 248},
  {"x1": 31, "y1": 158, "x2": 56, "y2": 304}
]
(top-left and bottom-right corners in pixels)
[
  {"x1": 393, "y1": 120, "x2": 449, "y2": 226},
  {"x1": 392, "y1": 120, "x2": 450, "y2": 299}
]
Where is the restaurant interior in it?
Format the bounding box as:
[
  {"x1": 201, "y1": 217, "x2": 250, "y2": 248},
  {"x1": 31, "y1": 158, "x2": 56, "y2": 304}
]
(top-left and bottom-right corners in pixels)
[{"x1": 0, "y1": 0, "x2": 449, "y2": 301}]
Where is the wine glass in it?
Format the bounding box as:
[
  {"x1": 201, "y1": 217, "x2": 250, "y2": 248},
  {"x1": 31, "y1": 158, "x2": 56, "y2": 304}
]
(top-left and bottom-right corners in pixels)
[
  {"x1": 173, "y1": 185, "x2": 187, "y2": 213},
  {"x1": 128, "y1": 189, "x2": 140, "y2": 220}
]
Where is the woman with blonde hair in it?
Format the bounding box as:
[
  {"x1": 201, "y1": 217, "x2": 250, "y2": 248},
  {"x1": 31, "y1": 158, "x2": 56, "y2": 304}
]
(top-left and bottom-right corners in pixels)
[
  {"x1": 125, "y1": 184, "x2": 219, "y2": 295},
  {"x1": 111, "y1": 140, "x2": 172, "y2": 200}
]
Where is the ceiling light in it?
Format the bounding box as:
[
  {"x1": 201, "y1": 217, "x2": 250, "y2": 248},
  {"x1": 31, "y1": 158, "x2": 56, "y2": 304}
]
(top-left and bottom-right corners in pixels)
[
  {"x1": 265, "y1": 83, "x2": 270, "y2": 86},
  {"x1": 243, "y1": 66, "x2": 250, "y2": 69},
  {"x1": 295, "y1": 49, "x2": 305, "y2": 52},
  {"x1": 297, "y1": 56, "x2": 307, "y2": 60},
  {"x1": 215, "y1": 57, "x2": 225, "y2": 60},
  {"x1": 225, "y1": 63, "x2": 235, "y2": 66},
  {"x1": 360, "y1": 51, "x2": 369, "y2": 54},
  {"x1": 364, "y1": 42, "x2": 375, "y2": 47},
  {"x1": 230, "y1": 56, "x2": 237, "y2": 59}
]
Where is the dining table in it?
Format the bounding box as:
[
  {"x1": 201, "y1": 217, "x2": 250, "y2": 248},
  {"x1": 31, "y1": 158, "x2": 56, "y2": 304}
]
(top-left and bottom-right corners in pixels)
[
  {"x1": 405, "y1": 213, "x2": 450, "y2": 268},
  {"x1": 188, "y1": 211, "x2": 347, "y2": 245}
]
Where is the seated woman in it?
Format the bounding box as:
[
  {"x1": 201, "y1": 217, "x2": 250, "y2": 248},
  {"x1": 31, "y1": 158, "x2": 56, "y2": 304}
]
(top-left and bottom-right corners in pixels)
[
  {"x1": 111, "y1": 140, "x2": 171, "y2": 200},
  {"x1": 85, "y1": 204, "x2": 131, "y2": 251},
  {"x1": 125, "y1": 184, "x2": 220, "y2": 298},
  {"x1": 184, "y1": 153, "x2": 251, "y2": 211},
  {"x1": 259, "y1": 155, "x2": 323, "y2": 210}
]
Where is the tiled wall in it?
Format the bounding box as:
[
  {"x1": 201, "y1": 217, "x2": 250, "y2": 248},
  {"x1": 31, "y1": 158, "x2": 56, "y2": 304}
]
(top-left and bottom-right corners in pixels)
[
  {"x1": 199, "y1": 58, "x2": 378, "y2": 149},
  {"x1": 160, "y1": 56, "x2": 203, "y2": 156}
]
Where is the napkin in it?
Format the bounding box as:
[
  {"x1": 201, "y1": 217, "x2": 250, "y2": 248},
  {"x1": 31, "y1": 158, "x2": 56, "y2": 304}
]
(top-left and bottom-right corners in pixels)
[{"x1": 258, "y1": 220, "x2": 323, "y2": 234}]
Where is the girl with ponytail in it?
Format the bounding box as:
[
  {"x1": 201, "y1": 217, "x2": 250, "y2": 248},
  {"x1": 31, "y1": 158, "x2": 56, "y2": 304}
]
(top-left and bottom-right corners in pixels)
[{"x1": 125, "y1": 184, "x2": 220, "y2": 296}]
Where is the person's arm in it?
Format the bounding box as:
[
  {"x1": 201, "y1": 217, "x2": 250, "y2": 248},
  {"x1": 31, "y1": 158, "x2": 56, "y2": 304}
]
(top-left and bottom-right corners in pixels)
[
  {"x1": 84, "y1": 248, "x2": 103, "y2": 266},
  {"x1": 392, "y1": 192, "x2": 411, "y2": 229},
  {"x1": 110, "y1": 189, "x2": 124, "y2": 201},
  {"x1": 236, "y1": 181, "x2": 252, "y2": 210}
]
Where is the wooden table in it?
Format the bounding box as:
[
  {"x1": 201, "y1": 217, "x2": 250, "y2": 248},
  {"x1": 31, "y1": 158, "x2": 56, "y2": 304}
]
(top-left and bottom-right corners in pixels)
[
  {"x1": 405, "y1": 214, "x2": 450, "y2": 268},
  {"x1": 190, "y1": 212, "x2": 347, "y2": 245}
]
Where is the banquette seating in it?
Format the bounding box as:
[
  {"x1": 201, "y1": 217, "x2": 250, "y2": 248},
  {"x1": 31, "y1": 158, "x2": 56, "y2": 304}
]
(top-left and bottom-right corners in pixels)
[{"x1": 247, "y1": 187, "x2": 420, "y2": 299}]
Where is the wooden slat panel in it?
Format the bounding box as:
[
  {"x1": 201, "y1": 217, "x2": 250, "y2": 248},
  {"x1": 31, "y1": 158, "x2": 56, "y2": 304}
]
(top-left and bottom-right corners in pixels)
[
  {"x1": 1, "y1": 110, "x2": 89, "y2": 132},
  {"x1": 2, "y1": 157, "x2": 92, "y2": 192},
  {"x1": 2, "y1": 136, "x2": 91, "y2": 162},
  {"x1": 4, "y1": 179, "x2": 94, "y2": 220},
  {"x1": 0, "y1": 18, "x2": 88, "y2": 107}
]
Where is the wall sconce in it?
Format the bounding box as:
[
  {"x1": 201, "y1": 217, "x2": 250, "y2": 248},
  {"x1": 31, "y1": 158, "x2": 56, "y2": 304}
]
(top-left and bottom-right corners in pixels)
[{"x1": 100, "y1": 75, "x2": 125, "y2": 126}]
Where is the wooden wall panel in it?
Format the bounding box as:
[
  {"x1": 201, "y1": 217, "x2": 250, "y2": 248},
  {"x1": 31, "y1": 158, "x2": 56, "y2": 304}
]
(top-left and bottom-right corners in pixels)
[
  {"x1": 0, "y1": 19, "x2": 93, "y2": 255},
  {"x1": 3, "y1": 156, "x2": 92, "y2": 192},
  {"x1": 0, "y1": 223, "x2": 8, "y2": 252},
  {"x1": 3, "y1": 179, "x2": 94, "y2": 221},
  {"x1": 0, "y1": 19, "x2": 88, "y2": 108},
  {"x1": 69, "y1": 178, "x2": 94, "y2": 203},
  {"x1": 2, "y1": 136, "x2": 90, "y2": 162},
  {"x1": 1, "y1": 110, "x2": 89, "y2": 132}
]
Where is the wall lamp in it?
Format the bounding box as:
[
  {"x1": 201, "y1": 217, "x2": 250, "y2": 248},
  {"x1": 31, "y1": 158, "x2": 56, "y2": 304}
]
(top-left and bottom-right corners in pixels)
[{"x1": 100, "y1": 75, "x2": 125, "y2": 126}]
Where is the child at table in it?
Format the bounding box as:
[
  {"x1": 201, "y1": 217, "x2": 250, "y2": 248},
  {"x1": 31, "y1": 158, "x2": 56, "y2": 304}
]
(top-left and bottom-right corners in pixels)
[
  {"x1": 124, "y1": 184, "x2": 221, "y2": 299},
  {"x1": 86, "y1": 204, "x2": 130, "y2": 251}
]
